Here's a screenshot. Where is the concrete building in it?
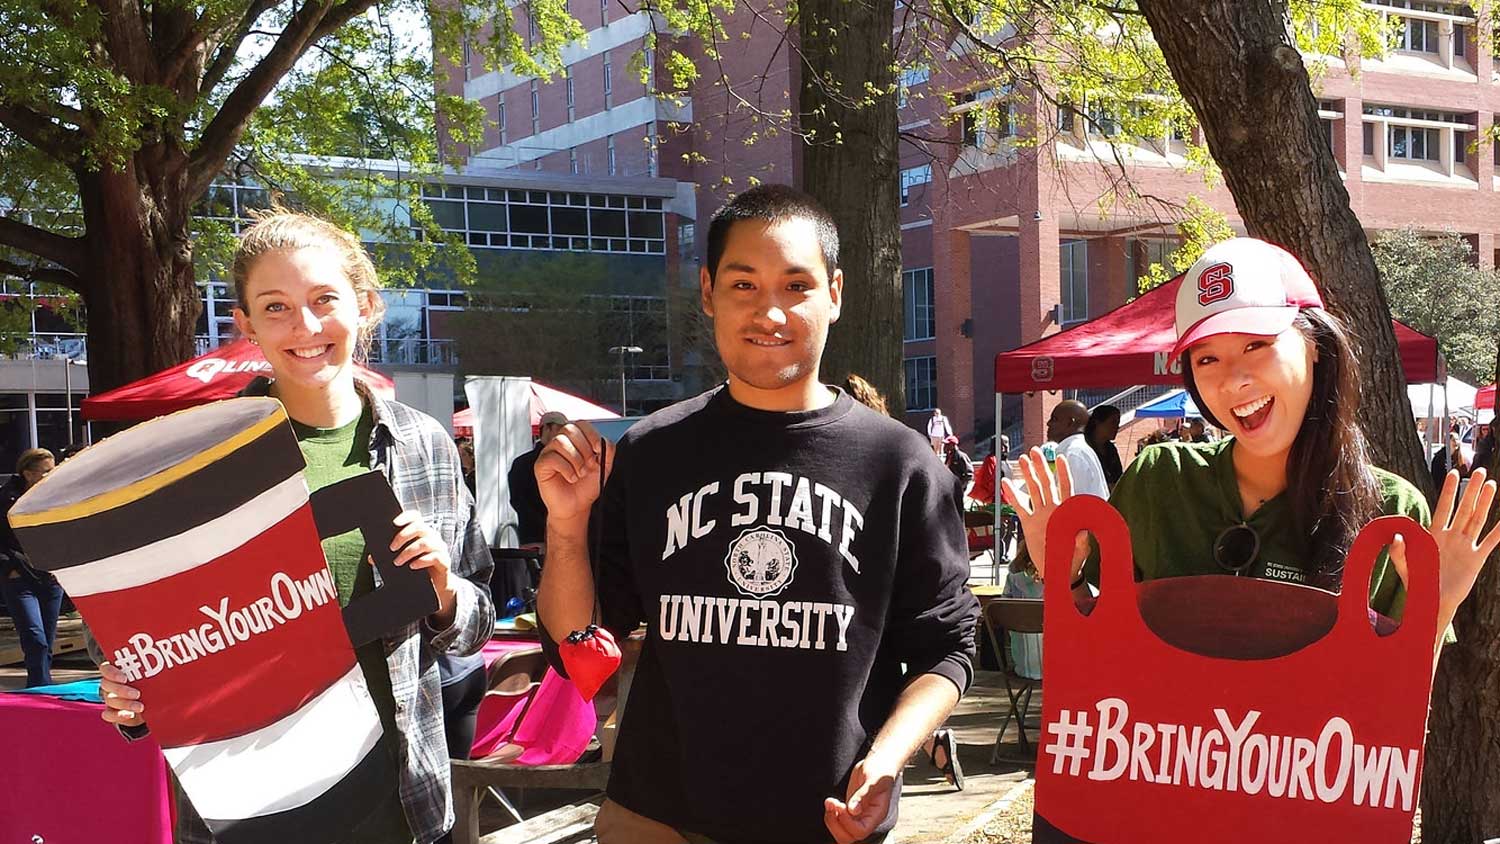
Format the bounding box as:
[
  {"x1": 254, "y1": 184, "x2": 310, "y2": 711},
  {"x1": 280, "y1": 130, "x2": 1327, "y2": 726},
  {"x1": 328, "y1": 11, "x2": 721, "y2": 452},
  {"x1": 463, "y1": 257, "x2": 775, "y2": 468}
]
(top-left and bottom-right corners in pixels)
[{"x1": 443, "y1": 0, "x2": 1497, "y2": 448}]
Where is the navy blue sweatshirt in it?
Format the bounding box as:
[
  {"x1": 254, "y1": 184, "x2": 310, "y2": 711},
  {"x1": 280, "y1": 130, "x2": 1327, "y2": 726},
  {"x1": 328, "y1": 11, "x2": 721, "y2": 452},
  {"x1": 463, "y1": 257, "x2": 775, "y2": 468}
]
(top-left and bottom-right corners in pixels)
[{"x1": 541, "y1": 386, "x2": 979, "y2": 843}]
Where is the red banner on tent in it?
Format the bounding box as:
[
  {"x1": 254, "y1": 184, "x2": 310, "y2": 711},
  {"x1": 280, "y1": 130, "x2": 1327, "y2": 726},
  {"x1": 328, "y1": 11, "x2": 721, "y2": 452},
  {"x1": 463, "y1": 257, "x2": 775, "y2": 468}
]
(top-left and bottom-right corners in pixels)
[
  {"x1": 994, "y1": 276, "x2": 1441, "y2": 393},
  {"x1": 81, "y1": 339, "x2": 395, "y2": 422},
  {"x1": 1032, "y1": 497, "x2": 1438, "y2": 844}
]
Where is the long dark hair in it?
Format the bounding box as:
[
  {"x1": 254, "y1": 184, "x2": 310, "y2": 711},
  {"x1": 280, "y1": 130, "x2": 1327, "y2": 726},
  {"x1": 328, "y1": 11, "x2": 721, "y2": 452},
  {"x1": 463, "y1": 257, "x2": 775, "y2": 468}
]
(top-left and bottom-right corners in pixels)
[
  {"x1": 1085, "y1": 404, "x2": 1121, "y2": 446},
  {"x1": 1181, "y1": 309, "x2": 1382, "y2": 588}
]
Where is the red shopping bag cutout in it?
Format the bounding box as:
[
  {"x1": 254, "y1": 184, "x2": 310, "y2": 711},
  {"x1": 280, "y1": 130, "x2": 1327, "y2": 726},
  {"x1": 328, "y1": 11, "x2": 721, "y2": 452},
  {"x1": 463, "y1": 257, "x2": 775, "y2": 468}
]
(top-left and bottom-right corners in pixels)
[{"x1": 1032, "y1": 497, "x2": 1438, "y2": 844}]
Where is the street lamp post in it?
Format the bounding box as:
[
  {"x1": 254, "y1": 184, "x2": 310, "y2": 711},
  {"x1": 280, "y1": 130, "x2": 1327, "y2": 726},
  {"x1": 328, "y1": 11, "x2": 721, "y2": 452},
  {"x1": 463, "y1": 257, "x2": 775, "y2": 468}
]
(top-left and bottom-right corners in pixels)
[{"x1": 607, "y1": 345, "x2": 643, "y2": 415}]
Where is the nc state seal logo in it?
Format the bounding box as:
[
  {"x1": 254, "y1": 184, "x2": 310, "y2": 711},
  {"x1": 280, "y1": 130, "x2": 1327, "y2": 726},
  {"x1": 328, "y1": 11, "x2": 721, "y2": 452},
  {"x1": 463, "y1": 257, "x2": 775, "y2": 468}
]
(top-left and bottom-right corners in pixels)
[{"x1": 724, "y1": 527, "x2": 799, "y2": 598}]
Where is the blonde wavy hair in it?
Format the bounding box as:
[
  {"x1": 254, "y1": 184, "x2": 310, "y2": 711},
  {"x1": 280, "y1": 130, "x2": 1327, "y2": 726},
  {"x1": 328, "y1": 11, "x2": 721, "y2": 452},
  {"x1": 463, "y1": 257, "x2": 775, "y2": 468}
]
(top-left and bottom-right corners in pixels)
[{"x1": 230, "y1": 209, "x2": 387, "y2": 359}]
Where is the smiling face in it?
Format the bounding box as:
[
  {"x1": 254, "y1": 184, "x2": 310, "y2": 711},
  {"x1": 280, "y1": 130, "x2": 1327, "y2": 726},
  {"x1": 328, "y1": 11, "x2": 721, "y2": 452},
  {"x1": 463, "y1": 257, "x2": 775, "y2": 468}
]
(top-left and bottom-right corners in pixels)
[
  {"x1": 700, "y1": 217, "x2": 843, "y2": 411},
  {"x1": 1186, "y1": 328, "x2": 1318, "y2": 462},
  {"x1": 232, "y1": 246, "x2": 374, "y2": 395}
]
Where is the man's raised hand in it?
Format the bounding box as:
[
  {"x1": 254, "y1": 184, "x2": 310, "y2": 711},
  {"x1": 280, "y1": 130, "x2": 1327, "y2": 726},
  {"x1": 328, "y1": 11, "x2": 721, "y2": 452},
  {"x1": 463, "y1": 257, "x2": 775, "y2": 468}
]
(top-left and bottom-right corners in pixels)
[{"x1": 534, "y1": 422, "x2": 614, "y2": 525}]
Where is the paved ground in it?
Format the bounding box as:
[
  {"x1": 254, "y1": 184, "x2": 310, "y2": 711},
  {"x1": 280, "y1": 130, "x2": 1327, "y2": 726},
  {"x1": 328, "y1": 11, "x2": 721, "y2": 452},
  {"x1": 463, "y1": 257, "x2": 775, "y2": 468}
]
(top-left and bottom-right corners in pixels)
[{"x1": 3, "y1": 626, "x2": 1041, "y2": 842}]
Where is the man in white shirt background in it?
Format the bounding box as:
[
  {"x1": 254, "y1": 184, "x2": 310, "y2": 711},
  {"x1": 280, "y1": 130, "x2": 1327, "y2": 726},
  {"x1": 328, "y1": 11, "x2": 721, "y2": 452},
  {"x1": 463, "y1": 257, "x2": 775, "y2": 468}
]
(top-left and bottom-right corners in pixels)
[{"x1": 1047, "y1": 399, "x2": 1110, "y2": 500}]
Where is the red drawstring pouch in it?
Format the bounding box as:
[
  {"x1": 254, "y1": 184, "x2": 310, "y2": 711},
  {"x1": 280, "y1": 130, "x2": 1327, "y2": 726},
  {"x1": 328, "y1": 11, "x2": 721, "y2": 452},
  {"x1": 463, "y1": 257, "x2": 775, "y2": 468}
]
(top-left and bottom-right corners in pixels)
[
  {"x1": 558, "y1": 624, "x2": 621, "y2": 701},
  {"x1": 1032, "y1": 497, "x2": 1439, "y2": 844}
]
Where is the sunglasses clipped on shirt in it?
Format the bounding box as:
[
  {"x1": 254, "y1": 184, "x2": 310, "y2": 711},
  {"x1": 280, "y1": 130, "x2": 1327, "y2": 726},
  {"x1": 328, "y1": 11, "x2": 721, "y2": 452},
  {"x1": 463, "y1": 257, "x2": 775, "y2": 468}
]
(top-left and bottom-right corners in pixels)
[{"x1": 1213, "y1": 522, "x2": 1261, "y2": 575}]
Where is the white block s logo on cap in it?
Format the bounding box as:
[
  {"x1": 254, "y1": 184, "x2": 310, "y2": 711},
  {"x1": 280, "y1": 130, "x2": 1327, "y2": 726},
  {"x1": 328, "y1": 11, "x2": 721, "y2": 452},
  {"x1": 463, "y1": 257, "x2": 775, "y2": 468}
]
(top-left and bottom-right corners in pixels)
[{"x1": 1171, "y1": 238, "x2": 1325, "y2": 358}]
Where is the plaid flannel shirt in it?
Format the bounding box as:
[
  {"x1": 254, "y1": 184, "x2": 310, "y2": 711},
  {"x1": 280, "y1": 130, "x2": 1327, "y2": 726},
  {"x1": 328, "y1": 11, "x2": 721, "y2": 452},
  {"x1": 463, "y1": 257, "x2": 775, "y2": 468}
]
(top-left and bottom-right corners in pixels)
[{"x1": 159, "y1": 379, "x2": 496, "y2": 844}]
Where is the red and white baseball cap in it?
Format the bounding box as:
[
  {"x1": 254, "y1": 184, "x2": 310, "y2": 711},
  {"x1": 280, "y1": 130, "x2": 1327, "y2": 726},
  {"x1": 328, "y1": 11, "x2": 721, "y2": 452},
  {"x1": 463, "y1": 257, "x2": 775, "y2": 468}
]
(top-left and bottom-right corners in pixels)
[{"x1": 1170, "y1": 237, "x2": 1324, "y2": 357}]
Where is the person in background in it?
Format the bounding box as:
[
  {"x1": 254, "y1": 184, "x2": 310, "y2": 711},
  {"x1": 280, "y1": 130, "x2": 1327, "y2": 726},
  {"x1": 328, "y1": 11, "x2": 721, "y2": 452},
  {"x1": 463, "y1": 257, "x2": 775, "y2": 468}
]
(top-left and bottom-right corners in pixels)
[
  {"x1": 843, "y1": 373, "x2": 888, "y2": 416},
  {"x1": 507, "y1": 411, "x2": 569, "y2": 548},
  {"x1": 1084, "y1": 404, "x2": 1124, "y2": 488},
  {"x1": 1473, "y1": 425, "x2": 1495, "y2": 476},
  {"x1": 1431, "y1": 430, "x2": 1472, "y2": 489},
  {"x1": 456, "y1": 436, "x2": 476, "y2": 496},
  {"x1": 1047, "y1": 400, "x2": 1109, "y2": 500},
  {"x1": 1, "y1": 448, "x2": 65, "y2": 687},
  {"x1": 943, "y1": 435, "x2": 974, "y2": 500},
  {"x1": 1183, "y1": 417, "x2": 1211, "y2": 443},
  {"x1": 843, "y1": 372, "x2": 967, "y2": 792},
  {"x1": 927, "y1": 407, "x2": 954, "y2": 455}
]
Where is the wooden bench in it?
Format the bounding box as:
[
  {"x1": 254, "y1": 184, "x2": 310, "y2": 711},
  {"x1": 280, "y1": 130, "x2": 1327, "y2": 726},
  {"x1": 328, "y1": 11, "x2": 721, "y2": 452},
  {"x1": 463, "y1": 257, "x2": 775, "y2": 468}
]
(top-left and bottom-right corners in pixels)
[{"x1": 451, "y1": 638, "x2": 640, "y2": 844}]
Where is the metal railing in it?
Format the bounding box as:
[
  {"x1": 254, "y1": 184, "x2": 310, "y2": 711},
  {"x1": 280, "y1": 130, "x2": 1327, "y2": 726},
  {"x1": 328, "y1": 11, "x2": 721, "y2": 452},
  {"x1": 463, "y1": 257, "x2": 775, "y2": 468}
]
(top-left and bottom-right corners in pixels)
[
  {"x1": 2, "y1": 332, "x2": 87, "y2": 361},
  {"x1": 368, "y1": 337, "x2": 458, "y2": 367}
]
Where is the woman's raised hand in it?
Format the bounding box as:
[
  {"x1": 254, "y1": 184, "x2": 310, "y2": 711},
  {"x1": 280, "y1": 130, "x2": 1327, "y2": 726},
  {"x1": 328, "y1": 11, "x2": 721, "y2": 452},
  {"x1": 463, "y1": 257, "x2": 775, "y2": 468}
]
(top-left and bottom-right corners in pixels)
[
  {"x1": 1000, "y1": 447, "x2": 1088, "y2": 583},
  {"x1": 1390, "y1": 467, "x2": 1500, "y2": 632}
]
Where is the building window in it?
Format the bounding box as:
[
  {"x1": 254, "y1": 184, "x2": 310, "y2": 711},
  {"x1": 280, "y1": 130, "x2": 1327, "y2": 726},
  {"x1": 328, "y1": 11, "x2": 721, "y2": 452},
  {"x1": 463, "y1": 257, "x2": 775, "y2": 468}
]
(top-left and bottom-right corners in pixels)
[
  {"x1": 1057, "y1": 102, "x2": 1076, "y2": 134},
  {"x1": 1363, "y1": 122, "x2": 1375, "y2": 155},
  {"x1": 647, "y1": 126, "x2": 658, "y2": 177},
  {"x1": 1059, "y1": 239, "x2": 1088, "y2": 324},
  {"x1": 960, "y1": 88, "x2": 1009, "y2": 150},
  {"x1": 897, "y1": 65, "x2": 929, "y2": 108},
  {"x1": 903, "y1": 267, "x2": 935, "y2": 341},
  {"x1": 462, "y1": 40, "x2": 472, "y2": 81},
  {"x1": 1322, "y1": 119, "x2": 1334, "y2": 152},
  {"x1": 1455, "y1": 130, "x2": 1468, "y2": 164},
  {"x1": 905, "y1": 356, "x2": 937, "y2": 411},
  {"x1": 1397, "y1": 14, "x2": 1440, "y2": 53},
  {"x1": 1390, "y1": 124, "x2": 1439, "y2": 161},
  {"x1": 530, "y1": 80, "x2": 540, "y2": 134},
  {"x1": 607, "y1": 134, "x2": 617, "y2": 175},
  {"x1": 570, "y1": 148, "x2": 579, "y2": 174},
  {"x1": 565, "y1": 67, "x2": 575, "y2": 121},
  {"x1": 418, "y1": 184, "x2": 667, "y2": 255},
  {"x1": 601, "y1": 0, "x2": 609, "y2": 26},
  {"x1": 527, "y1": 14, "x2": 538, "y2": 47},
  {"x1": 603, "y1": 51, "x2": 613, "y2": 97},
  {"x1": 899, "y1": 163, "x2": 932, "y2": 206},
  {"x1": 679, "y1": 222, "x2": 696, "y2": 261},
  {"x1": 498, "y1": 96, "x2": 507, "y2": 144}
]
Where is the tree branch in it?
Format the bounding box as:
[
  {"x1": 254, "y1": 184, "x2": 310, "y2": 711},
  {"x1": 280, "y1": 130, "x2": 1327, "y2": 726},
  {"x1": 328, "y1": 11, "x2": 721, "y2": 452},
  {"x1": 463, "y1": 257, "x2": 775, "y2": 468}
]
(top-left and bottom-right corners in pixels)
[
  {"x1": 187, "y1": 0, "x2": 378, "y2": 198},
  {"x1": 171, "y1": 0, "x2": 277, "y2": 92},
  {"x1": 0, "y1": 216, "x2": 86, "y2": 277},
  {"x1": 0, "y1": 256, "x2": 84, "y2": 293},
  {"x1": 0, "y1": 105, "x2": 85, "y2": 167},
  {"x1": 90, "y1": 0, "x2": 154, "y2": 82}
]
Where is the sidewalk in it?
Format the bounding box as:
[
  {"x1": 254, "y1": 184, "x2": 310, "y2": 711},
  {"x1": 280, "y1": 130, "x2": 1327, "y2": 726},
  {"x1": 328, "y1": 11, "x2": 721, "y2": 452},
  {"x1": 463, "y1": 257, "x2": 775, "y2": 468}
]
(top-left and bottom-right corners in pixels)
[{"x1": 895, "y1": 669, "x2": 1038, "y2": 842}]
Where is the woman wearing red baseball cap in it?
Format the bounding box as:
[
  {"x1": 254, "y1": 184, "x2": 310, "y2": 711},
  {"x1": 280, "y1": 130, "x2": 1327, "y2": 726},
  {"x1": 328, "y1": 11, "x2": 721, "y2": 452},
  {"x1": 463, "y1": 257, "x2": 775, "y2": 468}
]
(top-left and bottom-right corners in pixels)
[{"x1": 1002, "y1": 237, "x2": 1498, "y2": 655}]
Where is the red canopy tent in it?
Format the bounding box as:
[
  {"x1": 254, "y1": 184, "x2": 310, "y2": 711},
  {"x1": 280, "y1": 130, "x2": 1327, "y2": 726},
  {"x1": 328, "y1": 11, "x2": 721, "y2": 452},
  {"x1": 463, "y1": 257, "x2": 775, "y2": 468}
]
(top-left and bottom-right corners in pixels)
[
  {"x1": 81, "y1": 339, "x2": 396, "y2": 422},
  {"x1": 451, "y1": 381, "x2": 620, "y2": 438},
  {"x1": 995, "y1": 274, "x2": 1440, "y2": 393},
  {"x1": 1478, "y1": 384, "x2": 1495, "y2": 413}
]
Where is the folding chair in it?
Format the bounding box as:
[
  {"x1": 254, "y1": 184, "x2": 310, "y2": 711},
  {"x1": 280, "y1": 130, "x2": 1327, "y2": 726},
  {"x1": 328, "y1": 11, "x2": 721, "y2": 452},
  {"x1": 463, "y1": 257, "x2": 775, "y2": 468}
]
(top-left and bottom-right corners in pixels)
[
  {"x1": 981, "y1": 597, "x2": 1043, "y2": 764},
  {"x1": 472, "y1": 649, "x2": 550, "y2": 822}
]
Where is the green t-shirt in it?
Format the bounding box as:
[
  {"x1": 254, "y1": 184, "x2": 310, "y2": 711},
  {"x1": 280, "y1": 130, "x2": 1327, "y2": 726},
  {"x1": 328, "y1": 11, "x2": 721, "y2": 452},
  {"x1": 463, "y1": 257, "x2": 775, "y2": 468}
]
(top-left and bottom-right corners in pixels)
[
  {"x1": 292, "y1": 406, "x2": 411, "y2": 844},
  {"x1": 1087, "y1": 439, "x2": 1430, "y2": 620}
]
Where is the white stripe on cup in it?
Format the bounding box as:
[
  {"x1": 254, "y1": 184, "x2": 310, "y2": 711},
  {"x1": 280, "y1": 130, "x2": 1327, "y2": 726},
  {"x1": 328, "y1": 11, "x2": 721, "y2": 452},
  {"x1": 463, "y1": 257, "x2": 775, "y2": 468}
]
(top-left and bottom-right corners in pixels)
[
  {"x1": 53, "y1": 474, "x2": 309, "y2": 597},
  {"x1": 163, "y1": 663, "x2": 383, "y2": 819}
]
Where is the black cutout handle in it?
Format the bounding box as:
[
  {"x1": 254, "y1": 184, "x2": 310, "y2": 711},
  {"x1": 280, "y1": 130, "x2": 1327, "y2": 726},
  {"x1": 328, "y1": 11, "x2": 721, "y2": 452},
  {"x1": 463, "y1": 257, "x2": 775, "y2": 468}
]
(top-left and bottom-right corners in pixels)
[{"x1": 310, "y1": 471, "x2": 440, "y2": 647}]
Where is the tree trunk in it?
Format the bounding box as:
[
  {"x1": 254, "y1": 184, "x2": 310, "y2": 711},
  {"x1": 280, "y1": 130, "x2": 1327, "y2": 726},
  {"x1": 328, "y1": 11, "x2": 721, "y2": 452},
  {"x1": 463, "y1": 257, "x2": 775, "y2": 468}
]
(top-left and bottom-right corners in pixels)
[
  {"x1": 1138, "y1": 0, "x2": 1430, "y2": 493},
  {"x1": 1422, "y1": 341, "x2": 1500, "y2": 843},
  {"x1": 798, "y1": 0, "x2": 905, "y2": 412},
  {"x1": 1138, "y1": 3, "x2": 1496, "y2": 835},
  {"x1": 77, "y1": 161, "x2": 202, "y2": 396}
]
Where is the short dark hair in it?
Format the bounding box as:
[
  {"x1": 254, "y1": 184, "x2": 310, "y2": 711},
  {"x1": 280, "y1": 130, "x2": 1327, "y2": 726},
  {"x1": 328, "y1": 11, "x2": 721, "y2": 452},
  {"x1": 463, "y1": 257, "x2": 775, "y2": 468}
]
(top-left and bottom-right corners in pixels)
[{"x1": 704, "y1": 184, "x2": 840, "y2": 283}]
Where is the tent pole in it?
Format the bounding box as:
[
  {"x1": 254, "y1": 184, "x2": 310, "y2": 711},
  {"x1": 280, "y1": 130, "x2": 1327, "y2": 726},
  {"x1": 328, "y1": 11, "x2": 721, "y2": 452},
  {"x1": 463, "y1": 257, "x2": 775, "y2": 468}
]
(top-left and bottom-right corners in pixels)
[{"x1": 994, "y1": 389, "x2": 1004, "y2": 586}]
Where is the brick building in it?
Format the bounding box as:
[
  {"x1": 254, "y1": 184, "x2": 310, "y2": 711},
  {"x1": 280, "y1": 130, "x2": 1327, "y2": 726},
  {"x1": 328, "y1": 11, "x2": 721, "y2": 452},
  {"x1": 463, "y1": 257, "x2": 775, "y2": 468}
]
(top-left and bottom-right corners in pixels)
[{"x1": 441, "y1": 0, "x2": 1496, "y2": 448}]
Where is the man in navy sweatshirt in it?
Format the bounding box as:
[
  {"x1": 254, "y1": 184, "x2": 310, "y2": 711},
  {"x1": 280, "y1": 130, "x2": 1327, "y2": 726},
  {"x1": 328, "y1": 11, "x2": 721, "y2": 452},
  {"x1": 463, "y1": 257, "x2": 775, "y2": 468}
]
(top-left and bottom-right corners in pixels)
[{"x1": 535, "y1": 184, "x2": 979, "y2": 844}]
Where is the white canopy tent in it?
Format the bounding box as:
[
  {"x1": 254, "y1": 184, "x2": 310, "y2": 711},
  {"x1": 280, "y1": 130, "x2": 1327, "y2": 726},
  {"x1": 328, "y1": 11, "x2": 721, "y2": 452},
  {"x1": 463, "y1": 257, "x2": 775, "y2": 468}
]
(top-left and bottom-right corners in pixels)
[{"x1": 1407, "y1": 377, "x2": 1479, "y2": 418}]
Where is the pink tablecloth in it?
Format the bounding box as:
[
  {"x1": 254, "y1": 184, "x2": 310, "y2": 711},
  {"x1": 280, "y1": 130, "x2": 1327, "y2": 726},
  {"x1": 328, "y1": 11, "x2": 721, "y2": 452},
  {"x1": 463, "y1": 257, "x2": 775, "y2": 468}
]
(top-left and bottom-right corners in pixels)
[
  {"x1": 0, "y1": 693, "x2": 173, "y2": 843},
  {"x1": 471, "y1": 636, "x2": 596, "y2": 764}
]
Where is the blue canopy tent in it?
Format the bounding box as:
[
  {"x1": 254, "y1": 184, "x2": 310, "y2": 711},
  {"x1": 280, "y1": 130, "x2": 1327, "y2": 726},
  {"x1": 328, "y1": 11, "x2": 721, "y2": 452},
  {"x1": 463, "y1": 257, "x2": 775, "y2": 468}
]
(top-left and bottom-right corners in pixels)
[{"x1": 1135, "y1": 389, "x2": 1202, "y2": 419}]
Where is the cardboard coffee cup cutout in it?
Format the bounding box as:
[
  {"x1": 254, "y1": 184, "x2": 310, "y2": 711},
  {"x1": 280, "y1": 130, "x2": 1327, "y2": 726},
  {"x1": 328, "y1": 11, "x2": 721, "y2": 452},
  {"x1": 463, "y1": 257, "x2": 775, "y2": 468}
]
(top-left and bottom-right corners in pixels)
[
  {"x1": 1031, "y1": 497, "x2": 1438, "y2": 844},
  {"x1": 10, "y1": 397, "x2": 438, "y2": 844}
]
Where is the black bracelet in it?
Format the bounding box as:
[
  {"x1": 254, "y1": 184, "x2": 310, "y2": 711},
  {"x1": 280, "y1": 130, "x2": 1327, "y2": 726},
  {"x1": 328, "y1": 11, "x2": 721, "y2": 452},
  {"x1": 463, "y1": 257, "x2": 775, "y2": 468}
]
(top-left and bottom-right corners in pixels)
[{"x1": 1070, "y1": 571, "x2": 1088, "y2": 590}]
